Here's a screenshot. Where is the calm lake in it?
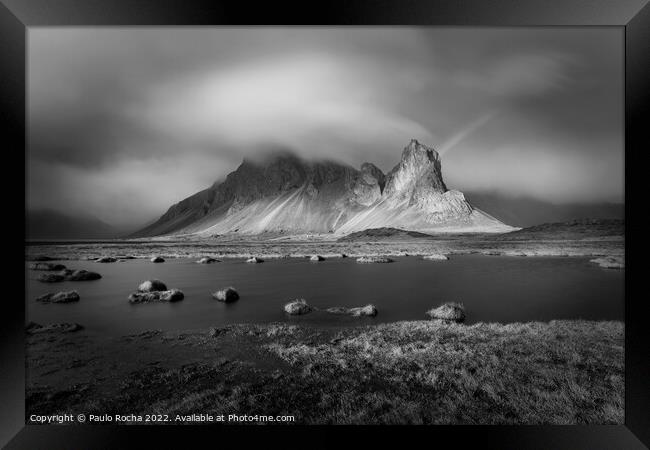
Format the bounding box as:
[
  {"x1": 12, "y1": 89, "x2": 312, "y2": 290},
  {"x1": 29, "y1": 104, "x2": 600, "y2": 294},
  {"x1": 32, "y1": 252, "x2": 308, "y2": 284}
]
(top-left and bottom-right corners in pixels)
[{"x1": 26, "y1": 255, "x2": 624, "y2": 336}]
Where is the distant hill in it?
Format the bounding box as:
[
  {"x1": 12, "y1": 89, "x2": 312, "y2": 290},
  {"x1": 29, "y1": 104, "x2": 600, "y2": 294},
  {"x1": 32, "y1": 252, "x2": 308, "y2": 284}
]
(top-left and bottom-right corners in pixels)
[
  {"x1": 464, "y1": 192, "x2": 623, "y2": 228},
  {"x1": 26, "y1": 209, "x2": 124, "y2": 240},
  {"x1": 337, "y1": 227, "x2": 434, "y2": 242},
  {"x1": 494, "y1": 218, "x2": 624, "y2": 240},
  {"x1": 338, "y1": 219, "x2": 624, "y2": 242}
]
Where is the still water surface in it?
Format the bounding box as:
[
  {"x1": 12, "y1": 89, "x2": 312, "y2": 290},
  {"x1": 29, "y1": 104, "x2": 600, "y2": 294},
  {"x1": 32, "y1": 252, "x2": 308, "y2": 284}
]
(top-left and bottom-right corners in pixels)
[{"x1": 26, "y1": 255, "x2": 624, "y2": 335}]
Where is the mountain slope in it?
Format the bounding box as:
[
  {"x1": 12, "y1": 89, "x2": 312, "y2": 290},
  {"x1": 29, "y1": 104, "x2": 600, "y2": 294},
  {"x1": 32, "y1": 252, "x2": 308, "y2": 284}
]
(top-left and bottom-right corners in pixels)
[{"x1": 133, "y1": 140, "x2": 515, "y2": 237}]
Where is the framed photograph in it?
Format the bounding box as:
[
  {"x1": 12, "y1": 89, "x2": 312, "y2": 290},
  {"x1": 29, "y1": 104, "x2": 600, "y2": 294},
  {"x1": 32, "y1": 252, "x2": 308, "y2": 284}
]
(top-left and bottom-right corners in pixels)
[{"x1": 2, "y1": 0, "x2": 648, "y2": 448}]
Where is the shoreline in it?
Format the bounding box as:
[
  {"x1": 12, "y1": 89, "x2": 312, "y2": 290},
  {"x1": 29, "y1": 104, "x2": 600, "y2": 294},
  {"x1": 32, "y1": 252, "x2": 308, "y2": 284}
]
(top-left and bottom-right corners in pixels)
[
  {"x1": 26, "y1": 318, "x2": 624, "y2": 425},
  {"x1": 25, "y1": 237, "x2": 624, "y2": 261}
]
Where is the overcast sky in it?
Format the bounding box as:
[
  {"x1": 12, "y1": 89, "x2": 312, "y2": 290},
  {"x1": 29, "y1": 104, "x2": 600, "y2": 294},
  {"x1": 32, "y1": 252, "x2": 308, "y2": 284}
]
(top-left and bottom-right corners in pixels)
[{"x1": 28, "y1": 27, "x2": 623, "y2": 228}]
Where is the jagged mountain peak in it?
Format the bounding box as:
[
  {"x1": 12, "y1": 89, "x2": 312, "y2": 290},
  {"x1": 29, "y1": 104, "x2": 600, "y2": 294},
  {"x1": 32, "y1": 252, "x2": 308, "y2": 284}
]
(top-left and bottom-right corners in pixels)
[
  {"x1": 402, "y1": 139, "x2": 440, "y2": 162},
  {"x1": 384, "y1": 140, "x2": 447, "y2": 200}
]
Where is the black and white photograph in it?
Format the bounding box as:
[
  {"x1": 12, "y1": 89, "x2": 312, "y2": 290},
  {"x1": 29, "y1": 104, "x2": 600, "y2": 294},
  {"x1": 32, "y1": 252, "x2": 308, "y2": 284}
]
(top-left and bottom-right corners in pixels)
[{"x1": 24, "y1": 26, "x2": 626, "y2": 426}]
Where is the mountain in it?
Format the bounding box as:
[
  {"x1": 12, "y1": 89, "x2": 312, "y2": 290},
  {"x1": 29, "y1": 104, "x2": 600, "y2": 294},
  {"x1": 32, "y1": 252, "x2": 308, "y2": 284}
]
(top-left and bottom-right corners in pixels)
[
  {"x1": 463, "y1": 192, "x2": 624, "y2": 228},
  {"x1": 26, "y1": 209, "x2": 122, "y2": 240},
  {"x1": 133, "y1": 140, "x2": 515, "y2": 238}
]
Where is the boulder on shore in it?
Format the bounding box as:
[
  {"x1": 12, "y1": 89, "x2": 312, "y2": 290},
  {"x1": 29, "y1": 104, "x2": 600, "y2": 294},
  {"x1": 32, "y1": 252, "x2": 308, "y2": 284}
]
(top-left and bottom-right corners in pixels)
[
  {"x1": 29, "y1": 262, "x2": 67, "y2": 271},
  {"x1": 95, "y1": 256, "x2": 118, "y2": 263},
  {"x1": 138, "y1": 279, "x2": 168, "y2": 292},
  {"x1": 197, "y1": 257, "x2": 220, "y2": 264},
  {"x1": 246, "y1": 257, "x2": 264, "y2": 263},
  {"x1": 326, "y1": 304, "x2": 378, "y2": 317},
  {"x1": 426, "y1": 302, "x2": 466, "y2": 323},
  {"x1": 284, "y1": 299, "x2": 313, "y2": 315},
  {"x1": 128, "y1": 289, "x2": 184, "y2": 304},
  {"x1": 26, "y1": 322, "x2": 83, "y2": 334},
  {"x1": 422, "y1": 254, "x2": 448, "y2": 261},
  {"x1": 151, "y1": 256, "x2": 165, "y2": 263},
  {"x1": 36, "y1": 290, "x2": 80, "y2": 303},
  {"x1": 310, "y1": 255, "x2": 325, "y2": 262},
  {"x1": 356, "y1": 256, "x2": 394, "y2": 264},
  {"x1": 212, "y1": 287, "x2": 239, "y2": 303}
]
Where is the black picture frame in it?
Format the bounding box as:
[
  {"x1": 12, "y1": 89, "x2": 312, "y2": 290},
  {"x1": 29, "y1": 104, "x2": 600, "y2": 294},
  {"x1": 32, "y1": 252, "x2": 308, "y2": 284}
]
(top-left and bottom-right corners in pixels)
[{"x1": 1, "y1": 0, "x2": 647, "y2": 448}]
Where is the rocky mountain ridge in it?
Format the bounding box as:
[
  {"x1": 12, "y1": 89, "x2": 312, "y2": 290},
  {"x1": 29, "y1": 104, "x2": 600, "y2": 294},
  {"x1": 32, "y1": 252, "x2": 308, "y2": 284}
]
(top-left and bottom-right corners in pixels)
[{"x1": 133, "y1": 140, "x2": 515, "y2": 237}]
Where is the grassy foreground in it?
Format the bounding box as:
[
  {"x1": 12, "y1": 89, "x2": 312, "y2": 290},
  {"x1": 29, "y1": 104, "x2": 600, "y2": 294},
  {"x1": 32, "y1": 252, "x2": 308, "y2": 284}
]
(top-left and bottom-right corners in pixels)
[{"x1": 26, "y1": 320, "x2": 623, "y2": 424}]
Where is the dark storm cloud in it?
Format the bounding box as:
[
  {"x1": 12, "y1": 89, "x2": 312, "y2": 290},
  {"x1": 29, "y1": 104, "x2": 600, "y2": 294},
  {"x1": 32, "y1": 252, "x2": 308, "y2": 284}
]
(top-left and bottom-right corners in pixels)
[{"x1": 27, "y1": 28, "x2": 623, "y2": 227}]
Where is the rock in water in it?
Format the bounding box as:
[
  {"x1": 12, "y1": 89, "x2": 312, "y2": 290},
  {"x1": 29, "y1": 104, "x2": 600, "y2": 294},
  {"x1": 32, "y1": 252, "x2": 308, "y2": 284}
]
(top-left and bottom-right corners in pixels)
[
  {"x1": 212, "y1": 287, "x2": 239, "y2": 303},
  {"x1": 197, "y1": 257, "x2": 220, "y2": 264},
  {"x1": 310, "y1": 255, "x2": 325, "y2": 262},
  {"x1": 426, "y1": 302, "x2": 465, "y2": 323},
  {"x1": 356, "y1": 256, "x2": 394, "y2": 264},
  {"x1": 151, "y1": 256, "x2": 165, "y2": 263},
  {"x1": 422, "y1": 254, "x2": 448, "y2": 261},
  {"x1": 128, "y1": 292, "x2": 158, "y2": 303},
  {"x1": 66, "y1": 270, "x2": 102, "y2": 281},
  {"x1": 160, "y1": 289, "x2": 184, "y2": 302},
  {"x1": 246, "y1": 257, "x2": 264, "y2": 263},
  {"x1": 326, "y1": 304, "x2": 378, "y2": 317},
  {"x1": 590, "y1": 256, "x2": 624, "y2": 269},
  {"x1": 284, "y1": 299, "x2": 313, "y2": 315},
  {"x1": 37, "y1": 273, "x2": 66, "y2": 283},
  {"x1": 36, "y1": 290, "x2": 80, "y2": 303},
  {"x1": 353, "y1": 304, "x2": 378, "y2": 316},
  {"x1": 138, "y1": 279, "x2": 168, "y2": 292},
  {"x1": 29, "y1": 262, "x2": 66, "y2": 271},
  {"x1": 95, "y1": 256, "x2": 118, "y2": 263},
  {"x1": 128, "y1": 289, "x2": 184, "y2": 303}
]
